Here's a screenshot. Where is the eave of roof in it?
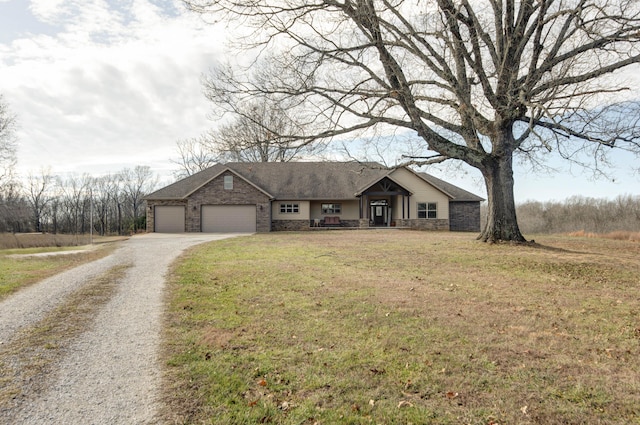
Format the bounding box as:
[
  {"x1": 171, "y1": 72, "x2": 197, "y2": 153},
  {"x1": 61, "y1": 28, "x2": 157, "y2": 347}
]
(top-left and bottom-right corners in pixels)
[
  {"x1": 184, "y1": 167, "x2": 275, "y2": 199},
  {"x1": 143, "y1": 162, "x2": 484, "y2": 203},
  {"x1": 355, "y1": 173, "x2": 415, "y2": 197},
  {"x1": 143, "y1": 164, "x2": 227, "y2": 200},
  {"x1": 416, "y1": 172, "x2": 485, "y2": 202}
]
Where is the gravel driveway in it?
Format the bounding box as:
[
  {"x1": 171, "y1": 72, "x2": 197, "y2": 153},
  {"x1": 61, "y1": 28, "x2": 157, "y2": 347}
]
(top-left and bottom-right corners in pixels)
[{"x1": 0, "y1": 233, "x2": 245, "y2": 424}]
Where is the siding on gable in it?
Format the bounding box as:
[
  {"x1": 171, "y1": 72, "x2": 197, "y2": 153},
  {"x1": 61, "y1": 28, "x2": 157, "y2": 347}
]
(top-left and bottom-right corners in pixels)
[
  {"x1": 272, "y1": 201, "x2": 311, "y2": 220},
  {"x1": 388, "y1": 168, "x2": 450, "y2": 219},
  {"x1": 310, "y1": 200, "x2": 359, "y2": 220}
]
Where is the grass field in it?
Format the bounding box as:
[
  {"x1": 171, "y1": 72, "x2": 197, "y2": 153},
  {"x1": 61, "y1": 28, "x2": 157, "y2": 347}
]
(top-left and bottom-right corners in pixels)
[
  {"x1": 0, "y1": 233, "x2": 124, "y2": 300},
  {"x1": 0, "y1": 233, "x2": 126, "y2": 250},
  {"x1": 162, "y1": 231, "x2": 640, "y2": 425}
]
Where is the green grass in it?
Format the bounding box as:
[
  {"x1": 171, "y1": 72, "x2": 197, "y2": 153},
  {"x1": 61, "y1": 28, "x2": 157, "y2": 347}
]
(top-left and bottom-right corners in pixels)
[
  {"x1": 161, "y1": 231, "x2": 640, "y2": 424},
  {"x1": 0, "y1": 245, "x2": 117, "y2": 300}
]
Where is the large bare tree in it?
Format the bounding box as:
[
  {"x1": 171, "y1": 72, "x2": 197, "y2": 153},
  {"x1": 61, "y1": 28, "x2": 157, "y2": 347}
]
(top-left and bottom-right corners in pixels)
[
  {"x1": 184, "y1": 0, "x2": 640, "y2": 242},
  {"x1": 173, "y1": 99, "x2": 323, "y2": 176},
  {"x1": 26, "y1": 169, "x2": 54, "y2": 233},
  {"x1": 174, "y1": 62, "x2": 326, "y2": 178},
  {"x1": 211, "y1": 102, "x2": 316, "y2": 163},
  {"x1": 120, "y1": 166, "x2": 158, "y2": 233},
  {"x1": 173, "y1": 134, "x2": 221, "y2": 178}
]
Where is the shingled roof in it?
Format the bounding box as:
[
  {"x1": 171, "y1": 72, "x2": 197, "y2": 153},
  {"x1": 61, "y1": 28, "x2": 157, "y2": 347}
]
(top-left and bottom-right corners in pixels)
[
  {"x1": 417, "y1": 173, "x2": 484, "y2": 202},
  {"x1": 144, "y1": 162, "x2": 484, "y2": 202}
]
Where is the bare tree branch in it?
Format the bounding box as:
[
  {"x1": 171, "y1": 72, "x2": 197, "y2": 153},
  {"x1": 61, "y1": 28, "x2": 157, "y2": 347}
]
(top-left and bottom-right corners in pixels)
[{"x1": 183, "y1": 0, "x2": 640, "y2": 241}]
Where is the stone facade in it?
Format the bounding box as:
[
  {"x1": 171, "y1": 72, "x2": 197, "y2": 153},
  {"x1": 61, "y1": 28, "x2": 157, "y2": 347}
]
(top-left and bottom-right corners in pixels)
[
  {"x1": 449, "y1": 201, "x2": 481, "y2": 232},
  {"x1": 396, "y1": 218, "x2": 449, "y2": 231},
  {"x1": 272, "y1": 219, "x2": 310, "y2": 231},
  {"x1": 272, "y1": 218, "x2": 361, "y2": 231}
]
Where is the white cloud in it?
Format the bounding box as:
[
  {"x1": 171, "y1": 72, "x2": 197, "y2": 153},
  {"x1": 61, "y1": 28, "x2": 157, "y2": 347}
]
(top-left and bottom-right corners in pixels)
[
  {"x1": 0, "y1": 0, "x2": 228, "y2": 179},
  {"x1": 29, "y1": 0, "x2": 82, "y2": 26}
]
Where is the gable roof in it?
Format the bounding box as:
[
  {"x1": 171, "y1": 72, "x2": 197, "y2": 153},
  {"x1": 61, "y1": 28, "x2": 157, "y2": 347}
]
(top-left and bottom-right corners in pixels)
[
  {"x1": 183, "y1": 167, "x2": 275, "y2": 199},
  {"x1": 417, "y1": 172, "x2": 485, "y2": 202},
  {"x1": 144, "y1": 162, "x2": 484, "y2": 202}
]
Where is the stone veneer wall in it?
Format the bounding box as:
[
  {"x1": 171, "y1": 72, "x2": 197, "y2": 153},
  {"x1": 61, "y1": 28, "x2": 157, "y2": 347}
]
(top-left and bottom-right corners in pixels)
[
  {"x1": 272, "y1": 219, "x2": 361, "y2": 231},
  {"x1": 338, "y1": 219, "x2": 359, "y2": 228},
  {"x1": 449, "y1": 201, "x2": 481, "y2": 232},
  {"x1": 145, "y1": 200, "x2": 187, "y2": 232},
  {"x1": 272, "y1": 220, "x2": 310, "y2": 231},
  {"x1": 396, "y1": 218, "x2": 449, "y2": 231}
]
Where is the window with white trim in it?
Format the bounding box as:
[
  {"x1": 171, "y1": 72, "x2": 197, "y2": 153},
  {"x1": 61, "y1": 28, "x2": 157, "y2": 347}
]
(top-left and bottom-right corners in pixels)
[
  {"x1": 280, "y1": 203, "x2": 299, "y2": 214},
  {"x1": 417, "y1": 202, "x2": 437, "y2": 219},
  {"x1": 223, "y1": 175, "x2": 233, "y2": 190},
  {"x1": 321, "y1": 203, "x2": 342, "y2": 214}
]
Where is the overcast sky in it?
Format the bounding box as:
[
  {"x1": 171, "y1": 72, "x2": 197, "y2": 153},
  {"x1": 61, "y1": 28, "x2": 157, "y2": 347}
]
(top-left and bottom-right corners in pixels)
[{"x1": 0, "y1": 0, "x2": 638, "y2": 202}]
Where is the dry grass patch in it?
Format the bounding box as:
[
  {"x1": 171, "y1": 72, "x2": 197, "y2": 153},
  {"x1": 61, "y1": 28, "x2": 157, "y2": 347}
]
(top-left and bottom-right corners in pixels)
[
  {"x1": 162, "y1": 231, "x2": 640, "y2": 424},
  {"x1": 567, "y1": 230, "x2": 640, "y2": 242},
  {"x1": 0, "y1": 239, "x2": 122, "y2": 300},
  {"x1": 0, "y1": 233, "x2": 127, "y2": 250}
]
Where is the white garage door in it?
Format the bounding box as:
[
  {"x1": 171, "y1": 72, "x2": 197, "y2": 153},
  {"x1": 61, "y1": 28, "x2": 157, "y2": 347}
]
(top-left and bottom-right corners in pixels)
[
  {"x1": 154, "y1": 206, "x2": 185, "y2": 233},
  {"x1": 201, "y1": 205, "x2": 256, "y2": 233}
]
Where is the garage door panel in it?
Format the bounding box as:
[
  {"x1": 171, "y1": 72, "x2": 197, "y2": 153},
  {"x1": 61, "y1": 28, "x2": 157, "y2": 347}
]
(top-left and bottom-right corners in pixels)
[
  {"x1": 202, "y1": 205, "x2": 256, "y2": 233},
  {"x1": 155, "y1": 206, "x2": 185, "y2": 233}
]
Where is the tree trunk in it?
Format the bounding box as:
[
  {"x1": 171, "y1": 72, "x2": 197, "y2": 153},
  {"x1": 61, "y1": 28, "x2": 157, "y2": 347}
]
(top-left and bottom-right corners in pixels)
[{"x1": 478, "y1": 154, "x2": 526, "y2": 243}]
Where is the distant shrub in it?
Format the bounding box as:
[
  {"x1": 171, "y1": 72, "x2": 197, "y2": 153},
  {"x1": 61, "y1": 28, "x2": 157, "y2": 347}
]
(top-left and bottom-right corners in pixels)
[{"x1": 516, "y1": 195, "x2": 640, "y2": 235}]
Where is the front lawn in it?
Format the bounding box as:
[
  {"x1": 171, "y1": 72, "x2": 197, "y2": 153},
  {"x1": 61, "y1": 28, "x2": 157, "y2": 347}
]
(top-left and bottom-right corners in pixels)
[{"x1": 162, "y1": 231, "x2": 640, "y2": 424}]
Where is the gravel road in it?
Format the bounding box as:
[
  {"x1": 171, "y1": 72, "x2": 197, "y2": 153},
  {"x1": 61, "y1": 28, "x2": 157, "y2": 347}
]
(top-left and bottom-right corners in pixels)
[{"x1": 0, "y1": 233, "x2": 245, "y2": 424}]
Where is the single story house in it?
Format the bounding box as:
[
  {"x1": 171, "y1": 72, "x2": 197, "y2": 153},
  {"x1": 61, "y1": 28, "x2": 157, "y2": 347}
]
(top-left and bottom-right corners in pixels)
[{"x1": 144, "y1": 162, "x2": 484, "y2": 233}]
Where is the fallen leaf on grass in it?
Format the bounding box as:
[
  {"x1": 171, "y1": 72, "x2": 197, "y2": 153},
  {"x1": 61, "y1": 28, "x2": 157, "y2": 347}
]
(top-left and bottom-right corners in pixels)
[
  {"x1": 398, "y1": 400, "x2": 413, "y2": 408},
  {"x1": 257, "y1": 379, "x2": 267, "y2": 387},
  {"x1": 445, "y1": 391, "x2": 459, "y2": 399}
]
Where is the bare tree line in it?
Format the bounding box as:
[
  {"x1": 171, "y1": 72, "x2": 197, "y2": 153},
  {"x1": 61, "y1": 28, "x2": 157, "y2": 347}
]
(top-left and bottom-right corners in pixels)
[
  {"x1": 0, "y1": 166, "x2": 157, "y2": 235},
  {"x1": 0, "y1": 95, "x2": 17, "y2": 191},
  {"x1": 507, "y1": 195, "x2": 640, "y2": 235}
]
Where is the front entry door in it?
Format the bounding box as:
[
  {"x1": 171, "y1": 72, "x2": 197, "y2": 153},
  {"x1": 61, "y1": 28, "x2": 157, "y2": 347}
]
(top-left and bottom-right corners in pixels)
[{"x1": 370, "y1": 200, "x2": 389, "y2": 226}]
